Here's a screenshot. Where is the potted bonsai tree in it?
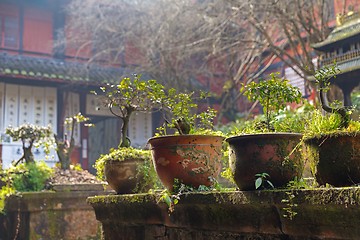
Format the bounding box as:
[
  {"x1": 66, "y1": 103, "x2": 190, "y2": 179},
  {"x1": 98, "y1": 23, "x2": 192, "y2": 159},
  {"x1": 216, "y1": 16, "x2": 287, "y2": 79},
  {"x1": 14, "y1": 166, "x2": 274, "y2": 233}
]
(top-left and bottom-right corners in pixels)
[
  {"x1": 226, "y1": 73, "x2": 304, "y2": 190},
  {"x1": 54, "y1": 112, "x2": 92, "y2": 170},
  {"x1": 304, "y1": 65, "x2": 360, "y2": 186},
  {"x1": 93, "y1": 75, "x2": 163, "y2": 193},
  {"x1": 148, "y1": 89, "x2": 224, "y2": 191},
  {"x1": 2, "y1": 124, "x2": 54, "y2": 211},
  {"x1": 5, "y1": 124, "x2": 53, "y2": 166}
]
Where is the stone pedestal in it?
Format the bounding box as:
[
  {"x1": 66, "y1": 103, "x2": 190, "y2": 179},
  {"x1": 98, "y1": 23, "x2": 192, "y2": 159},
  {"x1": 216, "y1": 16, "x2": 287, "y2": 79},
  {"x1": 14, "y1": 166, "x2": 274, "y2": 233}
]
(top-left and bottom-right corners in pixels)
[{"x1": 1, "y1": 190, "x2": 103, "y2": 240}]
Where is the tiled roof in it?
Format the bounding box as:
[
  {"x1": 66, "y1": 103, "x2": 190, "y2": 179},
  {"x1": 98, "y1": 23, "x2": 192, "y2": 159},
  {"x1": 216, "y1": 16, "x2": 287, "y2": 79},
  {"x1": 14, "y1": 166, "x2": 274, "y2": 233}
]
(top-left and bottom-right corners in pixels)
[
  {"x1": 308, "y1": 56, "x2": 360, "y2": 83},
  {"x1": 0, "y1": 52, "x2": 126, "y2": 85},
  {"x1": 312, "y1": 14, "x2": 360, "y2": 50}
]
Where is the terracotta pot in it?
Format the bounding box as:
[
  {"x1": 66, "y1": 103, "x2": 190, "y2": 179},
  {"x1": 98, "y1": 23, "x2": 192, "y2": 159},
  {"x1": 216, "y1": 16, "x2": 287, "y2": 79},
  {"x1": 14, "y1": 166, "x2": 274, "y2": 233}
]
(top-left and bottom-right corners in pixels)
[
  {"x1": 148, "y1": 135, "x2": 223, "y2": 191},
  {"x1": 226, "y1": 133, "x2": 303, "y2": 191},
  {"x1": 304, "y1": 134, "x2": 360, "y2": 186},
  {"x1": 104, "y1": 159, "x2": 146, "y2": 194}
]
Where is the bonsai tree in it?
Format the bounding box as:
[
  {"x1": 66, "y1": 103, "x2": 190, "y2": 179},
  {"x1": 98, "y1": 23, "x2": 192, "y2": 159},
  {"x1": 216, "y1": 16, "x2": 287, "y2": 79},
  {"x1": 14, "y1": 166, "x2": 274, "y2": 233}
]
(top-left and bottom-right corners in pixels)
[
  {"x1": 302, "y1": 65, "x2": 360, "y2": 187},
  {"x1": 241, "y1": 72, "x2": 303, "y2": 132},
  {"x1": 93, "y1": 75, "x2": 166, "y2": 193},
  {"x1": 5, "y1": 124, "x2": 53, "y2": 165},
  {"x1": 54, "y1": 112, "x2": 92, "y2": 170},
  {"x1": 157, "y1": 89, "x2": 217, "y2": 135},
  {"x1": 93, "y1": 75, "x2": 165, "y2": 147},
  {"x1": 313, "y1": 64, "x2": 350, "y2": 129}
]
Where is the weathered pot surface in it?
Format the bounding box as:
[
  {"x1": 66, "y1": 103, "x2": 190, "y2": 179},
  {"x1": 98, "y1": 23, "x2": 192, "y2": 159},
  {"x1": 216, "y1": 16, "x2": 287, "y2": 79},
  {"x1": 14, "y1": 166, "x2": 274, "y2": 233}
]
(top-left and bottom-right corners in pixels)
[
  {"x1": 304, "y1": 133, "x2": 360, "y2": 186},
  {"x1": 226, "y1": 133, "x2": 303, "y2": 190},
  {"x1": 104, "y1": 159, "x2": 144, "y2": 194},
  {"x1": 148, "y1": 135, "x2": 223, "y2": 191}
]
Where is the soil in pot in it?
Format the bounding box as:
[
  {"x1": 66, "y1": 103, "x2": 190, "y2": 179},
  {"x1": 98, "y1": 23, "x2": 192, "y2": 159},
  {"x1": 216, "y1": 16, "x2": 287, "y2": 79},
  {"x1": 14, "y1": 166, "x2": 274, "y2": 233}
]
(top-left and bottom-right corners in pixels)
[
  {"x1": 227, "y1": 133, "x2": 303, "y2": 191},
  {"x1": 148, "y1": 135, "x2": 223, "y2": 191}
]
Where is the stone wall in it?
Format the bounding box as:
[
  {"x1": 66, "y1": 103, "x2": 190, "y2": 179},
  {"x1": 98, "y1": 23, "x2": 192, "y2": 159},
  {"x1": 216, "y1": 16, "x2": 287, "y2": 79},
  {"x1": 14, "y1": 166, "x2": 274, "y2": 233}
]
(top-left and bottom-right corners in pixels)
[
  {"x1": 1, "y1": 190, "x2": 103, "y2": 240},
  {"x1": 89, "y1": 188, "x2": 360, "y2": 240}
]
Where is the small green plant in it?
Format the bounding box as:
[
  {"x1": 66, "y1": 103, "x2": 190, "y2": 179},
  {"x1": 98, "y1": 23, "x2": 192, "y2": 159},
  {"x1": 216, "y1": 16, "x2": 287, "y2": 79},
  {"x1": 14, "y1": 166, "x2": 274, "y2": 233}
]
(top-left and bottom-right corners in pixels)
[
  {"x1": 281, "y1": 191, "x2": 298, "y2": 220},
  {"x1": 54, "y1": 112, "x2": 93, "y2": 170},
  {"x1": 159, "y1": 178, "x2": 219, "y2": 213},
  {"x1": 157, "y1": 90, "x2": 217, "y2": 135},
  {"x1": 6, "y1": 161, "x2": 54, "y2": 192},
  {"x1": 280, "y1": 177, "x2": 314, "y2": 221},
  {"x1": 241, "y1": 72, "x2": 303, "y2": 132},
  {"x1": 0, "y1": 161, "x2": 53, "y2": 213},
  {"x1": 254, "y1": 173, "x2": 274, "y2": 190},
  {"x1": 273, "y1": 103, "x2": 315, "y2": 133},
  {"x1": 286, "y1": 177, "x2": 312, "y2": 189},
  {"x1": 6, "y1": 124, "x2": 53, "y2": 165}
]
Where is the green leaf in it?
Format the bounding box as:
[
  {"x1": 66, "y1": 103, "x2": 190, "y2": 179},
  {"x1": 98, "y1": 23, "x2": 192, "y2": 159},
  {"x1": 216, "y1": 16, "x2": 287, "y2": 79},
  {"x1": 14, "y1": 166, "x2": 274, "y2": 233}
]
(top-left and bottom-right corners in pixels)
[
  {"x1": 266, "y1": 180, "x2": 275, "y2": 189},
  {"x1": 255, "y1": 178, "x2": 262, "y2": 189}
]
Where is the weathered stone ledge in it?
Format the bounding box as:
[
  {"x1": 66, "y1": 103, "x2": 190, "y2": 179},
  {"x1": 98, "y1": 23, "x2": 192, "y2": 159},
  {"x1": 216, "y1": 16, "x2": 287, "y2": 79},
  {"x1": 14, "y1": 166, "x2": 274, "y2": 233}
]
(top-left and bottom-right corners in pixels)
[
  {"x1": 2, "y1": 190, "x2": 103, "y2": 240},
  {"x1": 88, "y1": 187, "x2": 360, "y2": 240}
]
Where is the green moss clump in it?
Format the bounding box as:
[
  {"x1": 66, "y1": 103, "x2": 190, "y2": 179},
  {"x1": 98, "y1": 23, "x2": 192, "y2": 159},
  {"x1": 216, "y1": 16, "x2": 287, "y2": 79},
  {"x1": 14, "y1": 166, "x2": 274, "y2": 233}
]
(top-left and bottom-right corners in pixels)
[
  {"x1": 303, "y1": 109, "x2": 360, "y2": 140},
  {"x1": 94, "y1": 147, "x2": 151, "y2": 181},
  {"x1": 94, "y1": 147, "x2": 162, "y2": 192}
]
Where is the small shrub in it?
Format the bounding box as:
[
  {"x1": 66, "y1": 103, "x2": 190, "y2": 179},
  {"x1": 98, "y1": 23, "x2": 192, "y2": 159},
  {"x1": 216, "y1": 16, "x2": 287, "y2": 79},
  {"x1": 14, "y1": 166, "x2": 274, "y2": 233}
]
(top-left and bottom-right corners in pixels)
[
  {"x1": 241, "y1": 72, "x2": 302, "y2": 132},
  {"x1": 7, "y1": 161, "x2": 54, "y2": 192}
]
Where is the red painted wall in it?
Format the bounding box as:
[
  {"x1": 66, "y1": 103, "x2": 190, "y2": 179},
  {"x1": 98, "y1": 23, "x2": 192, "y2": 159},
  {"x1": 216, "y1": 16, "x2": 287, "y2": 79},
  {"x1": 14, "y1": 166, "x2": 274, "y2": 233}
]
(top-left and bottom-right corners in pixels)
[{"x1": 23, "y1": 8, "x2": 53, "y2": 55}]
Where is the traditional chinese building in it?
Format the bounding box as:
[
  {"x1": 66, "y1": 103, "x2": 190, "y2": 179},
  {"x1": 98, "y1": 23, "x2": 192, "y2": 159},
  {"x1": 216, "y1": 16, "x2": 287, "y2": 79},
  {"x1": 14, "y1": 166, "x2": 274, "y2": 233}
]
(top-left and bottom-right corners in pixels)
[
  {"x1": 312, "y1": 10, "x2": 360, "y2": 106},
  {"x1": 0, "y1": 0, "x2": 153, "y2": 172}
]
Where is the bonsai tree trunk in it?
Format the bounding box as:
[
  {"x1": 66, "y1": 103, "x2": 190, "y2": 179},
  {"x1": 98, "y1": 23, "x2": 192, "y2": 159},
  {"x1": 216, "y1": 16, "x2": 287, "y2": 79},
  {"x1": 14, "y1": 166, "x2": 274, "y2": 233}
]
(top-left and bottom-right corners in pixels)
[
  {"x1": 55, "y1": 119, "x2": 76, "y2": 170},
  {"x1": 15, "y1": 139, "x2": 35, "y2": 165},
  {"x1": 118, "y1": 107, "x2": 135, "y2": 148},
  {"x1": 319, "y1": 86, "x2": 350, "y2": 129},
  {"x1": 119, "y1": 114, "x2": 131, "y2": 148},
  {"x1": 55, "y1": 134, "x2": 75, "y2": 170}
]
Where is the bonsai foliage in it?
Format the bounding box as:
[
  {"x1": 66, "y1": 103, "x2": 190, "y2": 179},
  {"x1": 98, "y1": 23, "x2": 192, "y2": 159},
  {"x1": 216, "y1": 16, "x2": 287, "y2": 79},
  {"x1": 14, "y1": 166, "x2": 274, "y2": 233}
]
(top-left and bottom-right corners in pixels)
[
  {"x1": 0, "y1": 161, "x2": 53, "y2": 213},
  {"x1": 313, "y1": 64, "x2": 350, "y2": 129},
  {"x1": 241, "y1": 72, "x2": 302, "y2": 132},
  {"x1": 93, "y1": 75, "x2": 165, "y2": 147},
  {"x1": 6, "y1": 161, "x2": 53, "y2": 192},
  {"x1": 157, "y1": 89, "x2": 217, "y2": 135},
  {"x1": 5, "y1": 124, "x2": 53, "y2": 165},
  {"x1": 54, "y1": 113, "x2": 92, "y2": 170}
]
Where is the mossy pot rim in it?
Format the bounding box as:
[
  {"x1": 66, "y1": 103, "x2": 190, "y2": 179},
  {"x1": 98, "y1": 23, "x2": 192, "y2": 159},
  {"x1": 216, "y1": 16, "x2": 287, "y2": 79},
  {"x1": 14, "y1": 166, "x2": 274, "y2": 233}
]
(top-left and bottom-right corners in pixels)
[
  {"x1": 97, "y1": 148, "x2": 151, "y2": 163},
  {"x1": 104, "y1": 157, "x2": 148, "y2": 163},
  {"x1": 148, "y1": 134, "x2": 224, "y2": 141},
  {"x1": 226, "y1": 132, "x2": 302, "y2": 143},
  {"x1": 303, "y1": 131, "x2": 360, "y2": 142}
]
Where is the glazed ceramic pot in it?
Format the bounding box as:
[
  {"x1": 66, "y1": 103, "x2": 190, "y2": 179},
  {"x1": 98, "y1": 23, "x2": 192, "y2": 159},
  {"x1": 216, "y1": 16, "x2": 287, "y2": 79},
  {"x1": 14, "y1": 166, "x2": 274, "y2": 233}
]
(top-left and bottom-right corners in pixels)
[
  {"x1": 304, "y1": 133, "x2": 360, "y2": 186},
  {"x1": 104, "y1": 159, "x2": 145, "y2": 194},
  {"x1": 148, "y1": 135, "x2": 223, "y2": 191},
  {"x1": 226, "y1": 133, "x2": 303, "y2": 191}
]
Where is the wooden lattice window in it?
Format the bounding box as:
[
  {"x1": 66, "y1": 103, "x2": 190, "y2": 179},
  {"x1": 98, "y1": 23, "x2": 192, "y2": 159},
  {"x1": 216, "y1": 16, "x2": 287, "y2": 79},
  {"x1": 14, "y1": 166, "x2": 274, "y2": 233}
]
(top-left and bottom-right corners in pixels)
[{"x1": 0, "y1": 14, "x2": 19, "y2": 49}]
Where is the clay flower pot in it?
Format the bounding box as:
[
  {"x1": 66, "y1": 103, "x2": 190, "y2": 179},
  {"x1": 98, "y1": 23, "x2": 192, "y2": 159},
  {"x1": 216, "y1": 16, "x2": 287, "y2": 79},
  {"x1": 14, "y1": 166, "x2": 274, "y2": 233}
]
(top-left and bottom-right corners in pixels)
[
  {"x1": 304, "y1": 134, "x2": 360, "y2": 186},
  {"x1": 104, "y1": 159, "x2": 148, "y2": 194},
  {"x1": 148, "y1": 135, "x2": 223, "y2": 191},
  {"x1": 226, "y1": 133, "x2": 303, "y2": 191}
]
